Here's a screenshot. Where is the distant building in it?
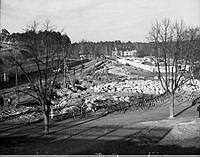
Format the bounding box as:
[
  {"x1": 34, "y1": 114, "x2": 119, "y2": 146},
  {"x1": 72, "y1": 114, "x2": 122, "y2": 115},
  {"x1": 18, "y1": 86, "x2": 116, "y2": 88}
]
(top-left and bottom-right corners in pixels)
[
  {"x1": 112, "y1": 48, "x2": 137, "y2": 58},
  {"x1": 79, "y1": 54, "x2": 95, "y2": 60}
]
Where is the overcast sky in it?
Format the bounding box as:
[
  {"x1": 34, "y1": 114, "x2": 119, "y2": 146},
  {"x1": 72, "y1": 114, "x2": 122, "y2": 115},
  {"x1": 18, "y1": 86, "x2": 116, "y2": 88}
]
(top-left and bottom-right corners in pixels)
[{"x1": 1, "y1": 0, "x2": 200, "y2": 42}]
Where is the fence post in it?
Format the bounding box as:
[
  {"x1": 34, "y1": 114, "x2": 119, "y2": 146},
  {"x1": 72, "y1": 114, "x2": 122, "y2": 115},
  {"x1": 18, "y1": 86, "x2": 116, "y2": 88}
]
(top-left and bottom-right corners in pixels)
[{"x1": 50, "y1": 107, "x2": 54, "y2": 119}]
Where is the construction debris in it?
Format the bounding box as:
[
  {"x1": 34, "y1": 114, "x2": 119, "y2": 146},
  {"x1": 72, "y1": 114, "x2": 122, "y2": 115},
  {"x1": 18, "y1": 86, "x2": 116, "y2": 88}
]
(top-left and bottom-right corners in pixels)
[{"x1": 1, "y1": 59, "x2": 200, "y2": 124}]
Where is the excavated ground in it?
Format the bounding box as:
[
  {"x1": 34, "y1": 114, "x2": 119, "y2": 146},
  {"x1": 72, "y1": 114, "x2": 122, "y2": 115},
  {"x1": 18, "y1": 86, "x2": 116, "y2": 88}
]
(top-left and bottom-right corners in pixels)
[{"x1": 0, "y1": 59, "x2": 200, "y2": 154}]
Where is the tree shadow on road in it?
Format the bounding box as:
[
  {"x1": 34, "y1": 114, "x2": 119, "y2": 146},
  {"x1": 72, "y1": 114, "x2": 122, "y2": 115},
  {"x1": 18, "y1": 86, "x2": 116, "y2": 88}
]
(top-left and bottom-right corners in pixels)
[
  {"x1": 174, "y1": 104, "x2": 196, "y2": 117},
  {"x1": 0, "y1": 125, "x2": 199, "y2": 155}
]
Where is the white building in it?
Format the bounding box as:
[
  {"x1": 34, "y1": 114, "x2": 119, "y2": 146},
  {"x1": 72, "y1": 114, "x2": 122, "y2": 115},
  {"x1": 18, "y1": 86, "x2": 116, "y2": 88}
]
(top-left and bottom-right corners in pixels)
[{"x1": 112, "y1": 48, "x2": 137, "y2": 58}]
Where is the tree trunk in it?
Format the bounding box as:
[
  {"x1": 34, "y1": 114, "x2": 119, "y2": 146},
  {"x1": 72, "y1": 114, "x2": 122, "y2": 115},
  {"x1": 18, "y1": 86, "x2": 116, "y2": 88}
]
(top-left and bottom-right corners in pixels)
[
  {"x1": 169, "y1": 92, "x2": 175, "y2": 118},
  {"x1": 43, "y1": 101, "x2": 50, "y2": 135},
  {"x1": 44, "y1": 110, "x2": 50, "y2": 135}
]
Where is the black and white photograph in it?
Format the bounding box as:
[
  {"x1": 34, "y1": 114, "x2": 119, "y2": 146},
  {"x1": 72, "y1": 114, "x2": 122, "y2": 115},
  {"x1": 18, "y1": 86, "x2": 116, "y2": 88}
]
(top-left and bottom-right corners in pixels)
[{"x1": 0, "y1": 0, "x2": 200, "y2": 155}]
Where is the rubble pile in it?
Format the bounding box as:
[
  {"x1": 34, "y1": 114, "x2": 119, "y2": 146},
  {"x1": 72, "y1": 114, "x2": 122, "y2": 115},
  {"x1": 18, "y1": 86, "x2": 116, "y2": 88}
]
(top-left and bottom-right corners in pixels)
[
  {"x1": 2, "y1": 59, "x2": 200, "y2": 124},
  {"x1": 91, "y1": 80, "x2": 164, "y2": 95},
  {"x1": 6, "y1": 111, "x2": 43, "y2": 124},
  {"x1": 51, "y1": 61, "x2": 200, "y2": 120},
  {"x1": 0, "y1": 106, "x2": 40, "y2": 123},
  {"x1": 52, "y1": 89, "x2": 169, "y2": 121},
  {"x1": 0, "y1": 107, "x2": 35, "y2": 120},
  {"x1": 182, "y1": 80, "x2": 200, "y2": 92},
  {"x1": 84, "y1": 92, "x2": 169, "y2": 114}
]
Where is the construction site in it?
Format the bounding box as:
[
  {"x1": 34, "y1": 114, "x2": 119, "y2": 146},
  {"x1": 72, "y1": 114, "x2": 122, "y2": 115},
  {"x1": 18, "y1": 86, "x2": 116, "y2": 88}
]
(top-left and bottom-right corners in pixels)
[
  {"x1": 1, "y1": 0, "x2": 200, "y2": 155},
  {"x1": 0, "y1": 56, "x2": 200, "y2": 155}
]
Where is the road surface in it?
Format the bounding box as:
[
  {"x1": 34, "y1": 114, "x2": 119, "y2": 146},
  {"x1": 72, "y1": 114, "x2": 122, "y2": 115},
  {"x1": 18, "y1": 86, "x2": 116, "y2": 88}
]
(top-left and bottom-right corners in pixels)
[{"x1": 0, "y1": 98, "x2": 199, "y2": 155}]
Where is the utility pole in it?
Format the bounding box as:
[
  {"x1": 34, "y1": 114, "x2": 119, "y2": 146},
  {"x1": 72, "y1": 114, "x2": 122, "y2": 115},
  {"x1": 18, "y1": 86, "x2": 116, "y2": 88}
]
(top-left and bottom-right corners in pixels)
[
  {"x1": 105, "y1": 45, "x2": 107, "y2": 57},
  {"x1": 15, "y1": 48, "x2": 20, "y2": 106},
  {"x1": 81, "y1": 56, "x2": 83, "y2": 75},
  {"x1": 63, "y1": 48, "x2": 66, "y2": 87}
]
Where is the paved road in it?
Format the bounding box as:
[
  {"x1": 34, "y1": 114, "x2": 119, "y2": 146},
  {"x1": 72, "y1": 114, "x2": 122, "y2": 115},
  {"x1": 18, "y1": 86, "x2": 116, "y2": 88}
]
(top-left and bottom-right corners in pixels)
[{"x1": 0, "y1": 99, "x2": 199, "y2": 155}]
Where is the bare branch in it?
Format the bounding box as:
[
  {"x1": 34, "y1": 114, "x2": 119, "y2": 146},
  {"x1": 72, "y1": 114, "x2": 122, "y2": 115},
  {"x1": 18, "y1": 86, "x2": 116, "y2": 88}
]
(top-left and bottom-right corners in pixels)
[{"x1": 43, "y1": 19, "x2": 57, "y2": 32}]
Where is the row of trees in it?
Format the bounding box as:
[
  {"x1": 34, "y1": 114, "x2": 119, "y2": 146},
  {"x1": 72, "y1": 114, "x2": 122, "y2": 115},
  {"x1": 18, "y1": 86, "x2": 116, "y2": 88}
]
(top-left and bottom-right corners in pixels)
[
  {"x1": 2, "y1": 28, "x2": 153, "y2": 58},
  {"x1": 71, "y1": 40, "x2": 138, "y2": 57},
  {"x1": 71, "y1": 40, "x2": 156, "y2": 58},
  {"x1": 8, "y1": 21, "x2": 71, "y2": 58},
  {"x1": 0, "y1": 21, "x2": 72, "y2": 80},
  {"x1": 148, "y1": 19, "x2": 200, "y2": 118}
]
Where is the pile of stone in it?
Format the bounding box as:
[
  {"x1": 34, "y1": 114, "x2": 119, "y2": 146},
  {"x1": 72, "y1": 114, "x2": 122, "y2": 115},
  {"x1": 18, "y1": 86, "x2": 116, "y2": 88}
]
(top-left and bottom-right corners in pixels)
[
  {"x1": 0, "y1": 106, "x2": 35, "y2": 121},
  {"x1": 60, "y1": 105, "x2": 80, "y2": 115},
  {"x1": 51, "y1": 60, "x2": 200, "y2": 120},
  {"x1": 92, "y1": 83, "x2": 117, "y2": 93},
  {"x1": 5, "y1": 111, "x2": 43, "y2": 124},
  {"x1": 91, "y1": 80, "x2": 165, "y2": 95},
  {"x1": 182, "y1": 79, "x2": 200, "y2": 92},
  {"x1": 56, "y1": 88, "x2": 72, "y2": 97}
]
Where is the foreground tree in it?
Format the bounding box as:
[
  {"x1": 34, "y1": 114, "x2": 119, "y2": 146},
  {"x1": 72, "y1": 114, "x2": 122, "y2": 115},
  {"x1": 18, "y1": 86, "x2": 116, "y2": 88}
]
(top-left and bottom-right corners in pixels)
[
  {"x1": 7, "y1": 21, "x2": 70, "y2": 135},
  {"x1": 148, "y1": 19, "x2": 196, "y2": 118}
]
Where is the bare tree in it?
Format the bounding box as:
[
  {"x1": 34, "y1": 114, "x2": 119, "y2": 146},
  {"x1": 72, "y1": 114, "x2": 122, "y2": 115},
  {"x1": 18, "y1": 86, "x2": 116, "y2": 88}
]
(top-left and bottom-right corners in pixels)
[
  {"x1": 24, "y1": 21, "x2": 39, "y2": 32},
  {"x1": 7, "y1": 21, "x2": 63, "y2": 135},
  {"x1": 43, "y1": 19, "x2": 57, "y2": 32},
  {"x1": 148, "y1": 19, "x2": 193, "y2": 118},
  {"x1": 185, "y1": 27, "x2": 200, "y2": 76}
]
